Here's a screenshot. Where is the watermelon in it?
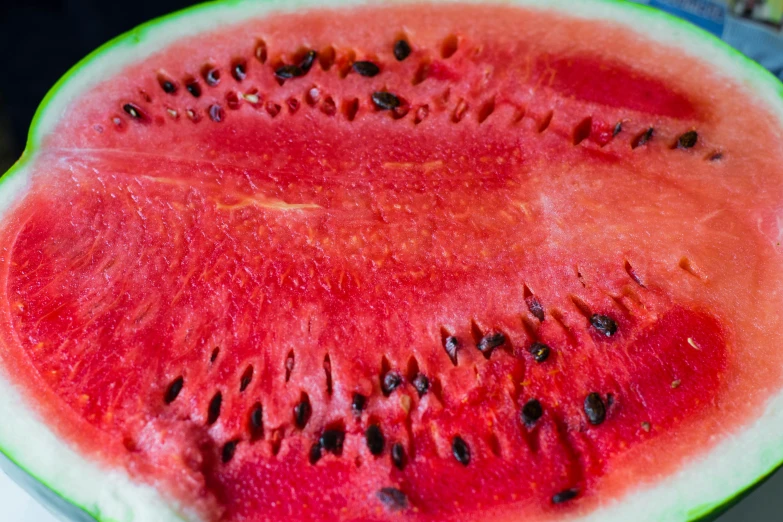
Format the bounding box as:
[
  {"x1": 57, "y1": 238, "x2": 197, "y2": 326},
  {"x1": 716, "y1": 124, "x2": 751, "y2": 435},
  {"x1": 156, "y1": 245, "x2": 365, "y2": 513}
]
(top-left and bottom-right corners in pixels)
[{"x1": 1, "y1": 0, "x2": 783, "y2": 520}]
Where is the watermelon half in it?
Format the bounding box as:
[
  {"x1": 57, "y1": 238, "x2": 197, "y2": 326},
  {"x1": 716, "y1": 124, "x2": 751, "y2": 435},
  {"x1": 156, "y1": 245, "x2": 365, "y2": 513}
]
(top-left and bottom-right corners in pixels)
[{"x1": 1, "y1": 0, "x2": 783, "y2": 520}]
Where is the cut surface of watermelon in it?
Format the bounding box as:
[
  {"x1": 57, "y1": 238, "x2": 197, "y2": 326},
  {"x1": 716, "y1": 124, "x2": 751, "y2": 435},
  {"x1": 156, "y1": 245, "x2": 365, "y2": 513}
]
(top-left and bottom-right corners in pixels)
[{"x1": 1, "y1": 1, "x2": 783, "y2": 521}]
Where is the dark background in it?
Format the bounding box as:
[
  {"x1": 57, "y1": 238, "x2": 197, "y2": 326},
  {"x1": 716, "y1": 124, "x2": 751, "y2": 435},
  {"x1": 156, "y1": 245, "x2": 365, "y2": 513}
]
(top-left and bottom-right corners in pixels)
[{"x1": 0, "y1": 1, "x2": 781, "y2": 520}]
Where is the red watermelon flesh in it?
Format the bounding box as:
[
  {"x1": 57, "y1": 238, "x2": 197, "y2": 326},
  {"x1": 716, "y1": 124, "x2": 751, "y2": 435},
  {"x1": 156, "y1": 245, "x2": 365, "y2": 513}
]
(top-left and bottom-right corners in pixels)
[{"x1": 2, "y1": 3, "x2": 783, "y2": 521}]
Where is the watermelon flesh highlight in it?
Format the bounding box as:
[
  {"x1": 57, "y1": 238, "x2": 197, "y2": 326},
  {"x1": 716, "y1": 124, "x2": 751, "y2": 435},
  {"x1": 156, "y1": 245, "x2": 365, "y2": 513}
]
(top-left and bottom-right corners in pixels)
[{"x1": 2, "y1": 3, "x2": 783, "y2": 521}]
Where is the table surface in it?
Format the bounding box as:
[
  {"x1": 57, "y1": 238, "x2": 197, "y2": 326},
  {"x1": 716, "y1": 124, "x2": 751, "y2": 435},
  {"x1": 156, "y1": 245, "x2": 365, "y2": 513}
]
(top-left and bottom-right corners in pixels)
[{"x1": 1, "y1": 463, "x2": 781, "y2": 521}]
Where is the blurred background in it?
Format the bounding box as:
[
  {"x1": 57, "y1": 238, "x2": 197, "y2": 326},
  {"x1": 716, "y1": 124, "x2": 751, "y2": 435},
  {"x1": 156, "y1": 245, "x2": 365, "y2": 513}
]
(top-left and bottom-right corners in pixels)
[{"x1": 0, "y1": 0, "x2": 782, "y2": 520}]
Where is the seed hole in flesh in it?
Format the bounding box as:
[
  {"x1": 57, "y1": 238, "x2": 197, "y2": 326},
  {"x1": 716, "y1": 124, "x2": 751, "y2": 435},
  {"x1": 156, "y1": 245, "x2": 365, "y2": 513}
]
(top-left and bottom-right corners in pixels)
[
  {"x1": 240, "y1": 365, "x2": 254, "y2": 392},
  {"x1": 414, "y1": 104, "x2": 429, "y2": 124},
  {"x1": 226, "y1": 91, "x2": 241, "y2": 110},
  {"x1": 255, "y1": 39, "x2": 268, "y2": 63},
  {"x1": 231, "y1": 60, "x2": 247, "y2": 82},
  {"x1": 412, "y1": 60, "x2": 430, "y2": 85},
  {"x1": 222, "y1": 440, "x2": 239, "y2": 463},
  {"x1": 366, "y1": 424, "x2": 385, "y2": 455},
  {"x1": 569, "y1": 295, "x2": 593, "y2": 319},
  {"x1": 202, "y1": 65, "x2": 221, "y2": 87},
  {"x1": 632, "y1": 127, "x2": 654, "y2": 149},
  {"x1": 538, "y1": 110, "x2": 554, "y2": 133},
  {"x1": 249, "y1": 403, "x2": 263, "y2": 441},
  {"x1": 371, "y1": 92, "x2": 401, "y2": 111},
  {"x1": 391, "y1": 442, "x2": 406, "y2": 470},
  {"x1": 320, "y1": 427, "x2": 345, "y2": 455},
  {"x1": 286, "y1": 97, "x2": 300, "y2": 114},
  {"x1": 353, "y1": 61, "x2": 380, "y2": 77},
  {"x1": 590, "y1": 314, "x2": 618, "y2": 337},
  {"x1": 552, "y1": 488, "x2": 579, "y2": 504},
  {"x1": 676, "y1": 130, "x2": 698, "y2": 149},
  {"x1": 529, "y1": 342, "x2": 550, "y2": 363},
  {"x1": 321, "y1": 96, "x2": 337, "y2": 116},
  {"x1": 157, "y1": 74, "x2": 177, "y2": 94},
  {"x1": 394, "y1": 39, "x2": 412, "y2": 61},
  {"x1": 285, "y1": 350, "x2": 295, "y2": 382},
  {"x1": 306, "y1": 86, "x2": 321, "y2": 106},
  {"x1": 477, "y1": 97, "x2": 495, "y2": 124},
  {"x1": 708, "y1": 151, "x2": 724, "y2": 162},
  {"x1": 343, "y1": 98, "x2": 359, "y2": 121},
  {"x1": 210, "y1": 347, "x2": 219, "y2": 363},
  {"x1": 319, "y1": 46, "x2": 336, "y2": 70},
  {"x1": 441, "y1": 34, "x2": 459, "y2": 59},
  {"x1": 452, "y1": 436, "x2": 471, "y2": 466},
  {"x1": 294, "y1": 392, "x2": 312, "y2": 429},
  {"x1": 185, "y1": 80, "x2": 202, "y2": 98},
  {"x1": 452, "y1": 99, "x2": 469, "y2": 123},
  {"x1": 164, "y1": 376, "x2": 184, "y2": 404},
  {"x1": 521, "y1": 399, "x2": 543, "y2": 426},
  {"x1": 352, "y1": 392, "x2": 367, "y2": 416},
  {"x1": 266, "y1": 102, "x2": 281, "y2": 118},
  {"x1": 377, "y1": 487, "x2": 409, "y2": 511},
  {"x1": 488, "y1": 432, "x2": 502, "y2": 457},
  {"x1": 207, "y1": 391, "x2": 222, "y2": 425},
  {"x1": 678, "y1": 256, "x2": 703, "y2": 278},
  {"x1": 624, "y1": 260, "x2": 645, "y2": 287},
  {"x1": 584, "y1": 393, "x2": 606, "y2": 425},
  {"x1": 323, "y1": 354, "x2": 333, "y2": 396},
  {"x1": 441, "y1": 329, "x2": 459, "y2": 366},
  {"x1": 477, "y1": 331, "x2": 506, "y2": 358},
  {"x1": 208, "y1": 104, "x2": 225, "y2": 122},
  {"x1": 573, "y1": 116, "x2": 592, "y2": 146},
  {"x1": 338, "y1": 49, "x2": 357, "y2": 78},
  {"x1": 412, "y1": 374, "x2": 430, "y2": 397}
]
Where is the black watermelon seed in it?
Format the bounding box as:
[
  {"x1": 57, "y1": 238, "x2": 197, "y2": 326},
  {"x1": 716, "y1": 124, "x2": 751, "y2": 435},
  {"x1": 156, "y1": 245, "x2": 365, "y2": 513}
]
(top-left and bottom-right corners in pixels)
[
  {"x1": 521, "y1": 399, "x2": 543, "y2": 426},
  {"x1": 352, "y1": 392, "x2": 367, "y2": 415},
  {"x1": 477, "y1": 332, "x2": 505, "y2": 357},
  {"x1": 122, "y1": 103, "x2": 143, "y2": 119},
  {"x1": 164, "y1": 376, "x2": 184, "y2": 404},
  {"x1": 208, "y1": 104, "x2": 225, "y2": 123},
  {"x1": 709, "y1": 151, "x2": 724, "y2": 161},
  {"x1": 372, "y1": 92, "x2": 401, "y2": 110},
  {"x1": 634, "y1": 127, "x2": 654, "y2": 148},
  {"x1": 377, "y1": 487, "x2": 409, "y2": 511},
  {"x1": 240, "y1": 365, "x2": 253, "y2": 392},
  {"x1": 207, "y1": 392, "x2": 222, "y2": 425},
  {"x1": 382, "y1": 370, "x2": 403, "y2": 395},
  {"x1": 677, "y1": 130, "x2": 698, "y2": 149},
  {"x1": 353, "y1": 61, "x2": 380, "y2": 77},
  {"x1": 412, "y1": 374, "x2": 430, "y2": 397},
  {"x1": 210, "y1": 347, "x2": 220, "y2": 363},
  {"x1": 529, "y1": 342, "x2": 551, "y2": 363},
  {"x1": 232, "y1": 62, "x2": 247, "y2": 81},
  {"x1": 443, "y1": 335, "x2": 459, "y2": 365},
  {"x1": 391, "y1": 442, "x2": 406, "y2": 470},
  {"x1": 309, "y1": 442, "x2": 322, "y2": 464},
  {"x1": 294, "y1": 398, "x2": 312, "y2": 429},
  {"x1": 161, "y1": 80, "x2": 176, "y2": 94},
  {"x1": 366, "y1": 424, "x2": 385, "y2": 455},
  {"x1": 299, "y1": 50, "x2": 317, "y2": 73},
  {"x1": 613, "y1": 121, "x2": 623, "y2": 136},
  {"x1": 394, "y1": 39, "x2": 412, "y2": 61},
  {"x1": 590, "y1": 314, "x2": 618, "y2": 337},
  {"x1": 320, "y1": 429, "x2": 345, "y2": 454},
  {"x1": 186, "y1": 82, "x2": 201, "y2": 98},
  {"x1": 452, "y1": 436, "x2": 470, "y2": 465},
  {"x1": 221, "y1": 440, "x2": 238, "y2": 463},
  {"x1": 204, "y1": 67, "x2": 220, "y2": 86},
  {"x1": 249, "y1": 403, "x2": 263, "y2": 440},
  {"x1": 275, "y1": 64, "x2": 303, "y2": 80},
  {"x1": 527, "y1": 297, "x2": 545, "y2": 321},
  {"x1": 552, "y1": 488, "x2": 579, "y2": 504},
  {"x1": 584, "y1": 393, "x2": 606, "y2": 426}
]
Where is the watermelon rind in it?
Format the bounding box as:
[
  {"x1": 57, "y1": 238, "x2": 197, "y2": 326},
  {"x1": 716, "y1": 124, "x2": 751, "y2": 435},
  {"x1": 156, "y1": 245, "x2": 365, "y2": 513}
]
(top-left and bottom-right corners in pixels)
[{"x1": 0, "y1": 1, "x2": 781, "y2": 521}]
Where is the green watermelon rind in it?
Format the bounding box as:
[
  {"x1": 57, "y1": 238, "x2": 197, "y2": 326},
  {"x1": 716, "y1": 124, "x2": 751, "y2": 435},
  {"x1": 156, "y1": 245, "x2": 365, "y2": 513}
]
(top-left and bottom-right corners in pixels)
[{"x1": 0, "y1": 1, "x2": 781, "y2": 521}]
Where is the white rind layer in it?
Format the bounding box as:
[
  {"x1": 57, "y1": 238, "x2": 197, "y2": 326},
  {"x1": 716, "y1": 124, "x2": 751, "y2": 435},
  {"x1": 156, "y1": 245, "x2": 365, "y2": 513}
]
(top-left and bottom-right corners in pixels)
[{"x1": 0, "y1": 1, "x2": 781, "y2": 521}]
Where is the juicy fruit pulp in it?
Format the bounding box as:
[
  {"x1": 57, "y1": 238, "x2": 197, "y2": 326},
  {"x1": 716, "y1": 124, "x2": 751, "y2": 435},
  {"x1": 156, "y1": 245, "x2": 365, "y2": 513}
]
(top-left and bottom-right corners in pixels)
[{"x1": 3, "y1": 3, "x2": 783, "y2": 521}]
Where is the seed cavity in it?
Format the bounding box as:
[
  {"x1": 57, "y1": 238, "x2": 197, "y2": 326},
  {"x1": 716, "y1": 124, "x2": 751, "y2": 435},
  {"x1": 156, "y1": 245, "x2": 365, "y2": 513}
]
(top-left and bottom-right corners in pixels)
[
  {"x1": 323, "y1": 354, "x2": 333, "y2": 395},
  {"x1": 319, "y1": 428, "x2": 345, "y2": 455},
  {"x1": 477, "y1": 331, "x2": 506, "y2": 358},
  {"x1": 343, "y1": 98, "x2": 359, "y2": 121},
  {"x1": 414, "y1": 104, "x2": 429, "y2": 124},
  {"x1": 210, "y1": 347, "x2": 220, "y2": 363},
  {"x1": 285, "y1": 350, "x2": 295, "y2": 382},
  {"x1": 319, "y1": 46, "x2": 336, "y2": 70},
  {"x1": 207, "y1": 391, "x2": 222, "y2": 425},
  {"x1": 452, "y1": 436, "x2": 470, "y2": 465},
  {"x1": 632, "y1": 127, "x2": 654, "y2": 149},
  {"x1": 226, "y1": 92, "x2": 241, "y2": 110},
  {"x1": 240, "y1": 365, "x2": 253, "y2": 392},
  {"x1": 394, "y1": 39, "x2": 412, "y2": 61},
  {"x1": 412, "y1": 374, "x2": 430, "y2": 397},
  {"x1": 372, "y1": 92, "x2": 401, "y2": 111},
  {"x1": 352, "y1": 392, "x2": 367, "y2": 415},
  {"x1": 590, "y1": 314, "x2": 618, "y2": 337},
  {"x1": 353, "y1": 61, "x2": 380, "y2": 77},
  {"x1": 477, "y1": 97, "x2": 495, "y2": 124},
  {"x1": 321, "y1": 96, "x2": 337, "y2": 116},
  {"x1": 529, "y1": 342, "x2": 550, "y2": 363},
  {"x1": 441, "y1": 34, "x2": 459, "y2": 59},
  {"x1": 584, "y1": 393, "x2": 606, "y2": 426},
  {"x1": 573, "y1": 117, "x2": 592, "y2": 145},
  {"x1": 521, "y1": 398, "x2": 544, "y2": 426},
  {"x1": 249, "y1": 402, "x2": 263, "y2": 441},
  {"x1": 294, "y1": 393, "x2": 312, "y2": 429},
  {"x1": 232, "y1": 60, "x2": 247, "y2": 81},
  {"x1": 412, "y1": 60, "x2": 430, "y2": 85},
  {"x1": 221, "y1": 440, "x2": 239, "y2": 463},
  {"x1": 552, "y1": 488, "x2": 579, "y2": 504},
  {"x1": 377, "y1": 487, "x2": 409, "y2": 511},
  {"x1": 452, "y1": 99, "x2": 469, "y2": 123},
  {"x1": 366, "y1": 424, "x2": 385, "y2": 455},
  {"x1": 391, "y1": 442, "x2": 406, "y2": 470},
  {"x1": 624, "y1": 260, "x2": 644, "y2": 287},
  {"x1": 164, "y1": 376, "x2": 184, "y2": 404},
  {"x1": 255, "y1": 40, "x2": 268, "y2": 63},
  {"x1": 538, "y1": 110, "x2": 554, "y2": 133},
  {"x1": 676, "y1": 130, "x2": 698, "y2": 149},
  {"x1": 309, "y1": 442, "x2": 322, "y2": 464}
]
